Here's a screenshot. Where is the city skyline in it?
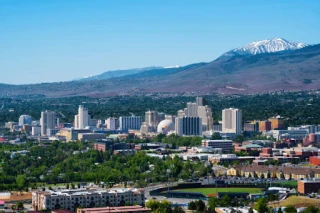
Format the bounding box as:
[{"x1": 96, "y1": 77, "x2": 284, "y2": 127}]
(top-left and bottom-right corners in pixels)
[{"x1": 1, "y1": 0, "x2": 319, "y2": 84}]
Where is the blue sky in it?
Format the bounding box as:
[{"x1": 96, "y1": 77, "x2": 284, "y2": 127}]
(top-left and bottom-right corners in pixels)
[{"x1": 0, "y1": 0, "x2": 319, "y2": 84}]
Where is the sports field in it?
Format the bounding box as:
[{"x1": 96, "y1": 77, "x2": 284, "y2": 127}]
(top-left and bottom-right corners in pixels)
[{"x1": 175, "y1": 187, "x2": 263, "y2": 196}]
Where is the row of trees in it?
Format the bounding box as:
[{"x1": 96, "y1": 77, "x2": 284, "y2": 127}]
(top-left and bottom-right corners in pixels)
[{"x1": 0, "y1": 141, "x2": 209, "y2": 191}]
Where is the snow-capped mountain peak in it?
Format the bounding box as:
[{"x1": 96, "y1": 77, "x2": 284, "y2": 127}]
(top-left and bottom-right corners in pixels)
[{"x1": 222, "y1": 38, "x2": 308, "y2": 57}]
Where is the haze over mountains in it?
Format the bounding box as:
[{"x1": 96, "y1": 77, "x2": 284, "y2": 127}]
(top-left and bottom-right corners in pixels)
[{"x1": 1, "y1": 38, "x2": 319, "y2": 98}]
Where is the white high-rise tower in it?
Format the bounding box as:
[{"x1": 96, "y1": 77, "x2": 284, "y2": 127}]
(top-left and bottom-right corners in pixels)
[
  {"x1": 222, "y1": 108, "x2": 242, "y2": 135},
  {"x1": 75, "y1": 105, "x2": 89, "y2": 129}
]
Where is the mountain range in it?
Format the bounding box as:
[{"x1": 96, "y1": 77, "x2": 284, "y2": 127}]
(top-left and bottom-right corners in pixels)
[{"x1": 1, "y1": 38, "x2": 319, "y2": 98}]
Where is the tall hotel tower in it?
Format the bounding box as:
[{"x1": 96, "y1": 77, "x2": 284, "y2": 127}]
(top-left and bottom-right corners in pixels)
[
  {"x1": 74, "y1": 105, "x2": 89, "y2": 129},
  {"x1": 40, "y1": 110, "x2": 56, "y2": 136},
  {"x1": 222, "y1": 108, "x2": 242, "y2": 135}
]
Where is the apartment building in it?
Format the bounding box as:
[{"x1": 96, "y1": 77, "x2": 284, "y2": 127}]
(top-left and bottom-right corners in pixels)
[
  {"x1": 227, "y1": 165, "x2": 320, "y2": 180},
  {"x1": 32, "y1": 188, "x2": 145, "y2": 211},
  {"x1": 77, "y1": 206, "x2": 151, "y2": 213}
]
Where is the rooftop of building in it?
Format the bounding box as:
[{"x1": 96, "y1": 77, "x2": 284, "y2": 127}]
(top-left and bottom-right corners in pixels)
[
  {"x1": 202, "y1": 139, "x2": 233, "y2": 142},
  {"x1": 229, "y1": 165, "x2": 320, "y2": 175},
  {"x1": 242, "y1": 144, "x2": 263, "y2": 149},
  {"x1": 299, "y1": 178, "x2": 320, "y2": 183},
  {"x1": 215, "y1": 207, "x2": 257, "y2": 213},
  {"x1": 79, "y1": 206, "x2": 150, "y2": 213},
  {"x1": 52, "y1": 210, "x2": 75, "y2": 213},
  {"x1": 37, "y1": 188, "x2": 142, "y2": 196}
]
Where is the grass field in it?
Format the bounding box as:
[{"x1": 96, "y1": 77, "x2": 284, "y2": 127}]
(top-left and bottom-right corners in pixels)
[
  {"x1": 269, "y1": 196, "x2": 320, "y2": 208},
  {"x1": 175, "y1": 188, "x2": 263, "y2": 196},
  {"x1": 270, "y1": 180, "x2": 298, "y2": 188}
]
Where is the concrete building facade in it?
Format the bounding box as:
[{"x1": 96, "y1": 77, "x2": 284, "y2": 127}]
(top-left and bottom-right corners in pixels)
[
  {"x1": 222, "y1": 108, "x2": 242, "y2": 135},
  {"x1": 202, "y1": 139, "x2": 233, "y2": 152},
  {"x1": 119, "y1": 116, "x2": 142, "y2": 131},
  {"x1": 175, "y1": 117, "x2": 202, "y2": 136},
  {"x1": 32, "y1": 188, "x2": 145, "y2": 211},
  {"x1": 19, "y1": 115, "x2": 33, "y2": 126},
  {"x1": 75, "y1": 105, "x2": 90, "y2": 129},
  {"x1": 40, "y1": 111, "x2": 56, "y2": 136}
]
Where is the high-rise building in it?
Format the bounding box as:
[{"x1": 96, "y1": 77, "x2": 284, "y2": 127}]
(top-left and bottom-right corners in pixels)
[
  {"x1": 145, "y1": 111, "x2": 158, "y2": 130},
  {"x1": 222, "y1": 108, "x2": 242, "y2": 135},
  {"x1": 196, "y1": 97, "x2": 204, "y2": 107},
  {"x1": 119, "y1": 116, "x2": 142, "y2": 131},
  {"x1": 244, "y1": 121, "x2": 259, "y2": 132},
  {"x1": 165, "y1": 115, "x2": 176, "y2": 123},
  {"x1": 177, "y1": 110, "x2": 185, "y2": 118},
  {"x1": 157, "y1": 112, "x2": 165, "y2": 122},
  {"x1": 178, "y1": 97, "x2": 213, "y2": 131},
  {"x1": 19, "y1": 115, "x2": 32, "y2": 126},
  {"x1": 175, "y1": 117, "x2": 202, "y2": 136},
  {"x1": 40, "y1": 111, "x2": 56, "y2": 136},
  {"x1": 97, "y1": 119, "x2": 105, "y2": 128},
  {"x1": 198, "y1": 105, "x2": 213, "y2": 131},
  {"x1": 186, "y1": 102, "x2": 198, "y2": 117},
  {"x1": 106, "y1": 117, "x2": 117, "y2": 130},
  {"x1": 144, "y1": 111, "x2": 166, "y2": 131},
  {"x1": 74, "y1": 105, "x2": 90, "y2": 129},
  {"x1": 269, "y1": 115, "x2": 285, "y2": 130},
  {"x1": 259, "y1": 120, "x2": 271, "y2": 131}
]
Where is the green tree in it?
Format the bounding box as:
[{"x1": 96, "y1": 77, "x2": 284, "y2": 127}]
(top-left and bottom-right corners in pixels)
[
  {"x1": 16, "y1": 174, "x2": 27, "y2": 189},
  {"x1": 16, "y1": 201, "x2": 24, "y2": 210},
  {"x1": 234, "y1": 135, "x2": 244, "y2": 143},
  {"x1": 188, "y1": 201, "x2": 196, "y2": 210},
  {"x1": 254, "y1": 198, "x2": 268, "y2": 213},
  {"x1": 208, "y1": 196, "x2": 220, "y2": 211},
  {"x1": 195, "y1": 200, "x2": 206, "y2": 212},
  {"x1": 301, "y1": 206, "x2": 319, "y2": 213},
  {"x1": 173, "y1": 206, "x2": 185, "y2": 213},
  {"x1": 146, "y1": 200, "x2": 160, "y2": 212},
  {"x1": 220, "y1": 195, "x2": 231, "y2": 207},
  {"x1": 285, "y1": 205, "x2": 297, "y2": 213},
  {"x1": 211, "y1": 132, "x2": 222, "y2": 140}
]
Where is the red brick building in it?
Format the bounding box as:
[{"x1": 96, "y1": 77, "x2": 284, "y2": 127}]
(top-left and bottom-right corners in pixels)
[
  {"x1": 298, "y1": 179, "x2": 320, "y2": 194},
  {"x1": 310, "y1": 156, "x2": 320, "y2": 166},
  {"x1": 259, "y1": 148, "x2": 272, "y2": 157}
]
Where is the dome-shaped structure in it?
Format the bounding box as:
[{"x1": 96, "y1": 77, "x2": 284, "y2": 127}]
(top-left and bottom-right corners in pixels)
[{"x1": 157, "y1": 120, "x2": 175, "y2": 134}]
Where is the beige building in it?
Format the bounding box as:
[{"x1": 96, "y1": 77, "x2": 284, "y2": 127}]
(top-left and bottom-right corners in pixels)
[
  {"x1": 227, "y1": 165, "x2": 320, "y2": 180},
  {"x1": 78, "y1": 133, "x2": 106, "y2": 141},
  {"x1": 56, "y1": 128, "x2": 92, "y2": 142},
  {"x1": 77, "y1": 206, "x2": 151, "y2": 213},
  {"x1": 222, "y1": 108, "x2": 242, "y2": 135},
  {"x1": 32, "y1": 188, "x2": 145, "y2": 211},
  {"x1": 74, "y1": 105, "x2": 90, "y2": 129}
]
